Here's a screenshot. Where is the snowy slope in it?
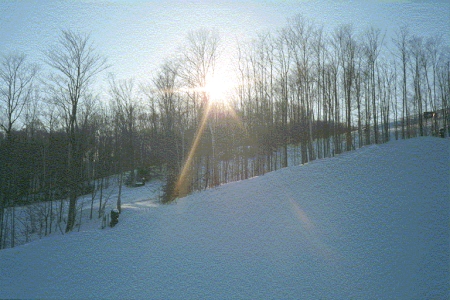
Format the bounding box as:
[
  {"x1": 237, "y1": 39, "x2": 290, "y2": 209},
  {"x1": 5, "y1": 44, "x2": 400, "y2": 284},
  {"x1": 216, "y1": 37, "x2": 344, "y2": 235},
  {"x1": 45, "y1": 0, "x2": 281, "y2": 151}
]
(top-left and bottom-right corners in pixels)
[{"x1": 0, "y1": 137, "x2": 449, "y2": 299}]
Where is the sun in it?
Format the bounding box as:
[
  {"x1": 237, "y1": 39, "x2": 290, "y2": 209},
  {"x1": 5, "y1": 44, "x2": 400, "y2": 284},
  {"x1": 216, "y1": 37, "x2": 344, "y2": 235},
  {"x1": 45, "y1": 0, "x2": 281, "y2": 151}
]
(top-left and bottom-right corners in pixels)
[{"x1": 203, "y1": 71, "x2": 235, "y2": 105}]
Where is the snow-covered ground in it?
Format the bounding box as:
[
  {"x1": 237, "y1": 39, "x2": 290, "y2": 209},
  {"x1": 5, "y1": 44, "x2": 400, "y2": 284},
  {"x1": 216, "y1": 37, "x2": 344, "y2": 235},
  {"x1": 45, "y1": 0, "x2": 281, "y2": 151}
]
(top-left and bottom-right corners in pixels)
[{"x1": 0, "y1": 136, "x2": 448, "y2": 299}]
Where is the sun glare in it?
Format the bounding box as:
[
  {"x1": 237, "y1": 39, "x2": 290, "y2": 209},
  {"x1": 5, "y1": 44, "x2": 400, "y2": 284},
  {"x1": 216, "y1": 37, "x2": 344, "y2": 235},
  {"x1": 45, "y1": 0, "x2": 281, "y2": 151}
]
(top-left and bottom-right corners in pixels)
[{"x1": 203, "y1": 71, "x2": 234, "y2": 105}]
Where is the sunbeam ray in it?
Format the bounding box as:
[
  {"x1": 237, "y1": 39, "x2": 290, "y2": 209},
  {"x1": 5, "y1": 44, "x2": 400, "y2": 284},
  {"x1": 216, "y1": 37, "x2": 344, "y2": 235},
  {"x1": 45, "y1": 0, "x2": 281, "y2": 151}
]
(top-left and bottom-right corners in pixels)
[{"x1": 174, "y1": 94, "x2": 213, "y2": 197}]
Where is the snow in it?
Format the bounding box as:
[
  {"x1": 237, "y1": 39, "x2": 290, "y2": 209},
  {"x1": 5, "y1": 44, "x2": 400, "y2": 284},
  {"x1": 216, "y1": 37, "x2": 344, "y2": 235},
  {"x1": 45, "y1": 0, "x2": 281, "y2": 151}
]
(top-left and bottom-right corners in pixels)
[{"x1": 0, "y1": 137, "x2": 449, "y2": 299}]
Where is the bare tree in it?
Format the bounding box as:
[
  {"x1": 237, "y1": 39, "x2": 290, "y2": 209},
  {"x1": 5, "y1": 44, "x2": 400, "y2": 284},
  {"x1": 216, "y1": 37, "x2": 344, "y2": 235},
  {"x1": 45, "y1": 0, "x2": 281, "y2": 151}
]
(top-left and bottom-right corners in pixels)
[
  {"x1": 154, "y1": 61, "x2": 183, "y2": 132},
  {"x1": 180, "y1": 29, "x2": 220, "y2": 92},
  {"x1": 0, "y1": 53, "x2": 38, "y2": 138},
  {"x1": 146, "y1": 61, "x2": 183, "y2": 202},
  {"x1": 437, "y1": 50, "x2": 450, "y2": 137},
  {"x1": 408, "y1": 35, "x2": 425, "y2": 137},
  {"x1": 45, "y1": 30, "x2": 107, "y2": 233},
  {"x1": 423, "y1": 35, "x2": 443, "y2": 135},
  {"x1": 275, "y1": 29, "x2": 292, "y2": 167},
  {"x1": 333, "y1": 25, "x2": 357, "y2": 151},
  {"x1": 0, "y1": 53, "x2": 38, "y2": 248},
  {"x1": 393, "y1": 26, "x2": 410, "y2": 139},
  {"x1": 109, "y1": 77, "x2": 141, "y2": 212},
  {"x1": 363, "y1": 27, "x2": 385, "y2": 144},
  {"x1": 286, "y1": 15, "x2": 316, "y2": 163},
  {"x1": 177, "y1": 28, "x2": 221, "y2": 195}
]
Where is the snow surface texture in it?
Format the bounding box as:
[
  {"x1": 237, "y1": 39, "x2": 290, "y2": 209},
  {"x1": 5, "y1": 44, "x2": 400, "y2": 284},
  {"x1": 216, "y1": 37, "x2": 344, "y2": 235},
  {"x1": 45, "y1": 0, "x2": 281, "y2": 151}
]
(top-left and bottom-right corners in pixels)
[{"x1": 0, "y1": 137, "x2": 449, "y2": 299}]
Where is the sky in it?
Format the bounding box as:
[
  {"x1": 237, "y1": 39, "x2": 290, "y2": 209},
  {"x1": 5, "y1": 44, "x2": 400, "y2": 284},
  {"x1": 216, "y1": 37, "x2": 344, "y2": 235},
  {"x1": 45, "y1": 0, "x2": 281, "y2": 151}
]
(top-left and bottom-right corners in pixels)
[{"x1": 1, "y1": 0, "x2": 449, "y2": 90}]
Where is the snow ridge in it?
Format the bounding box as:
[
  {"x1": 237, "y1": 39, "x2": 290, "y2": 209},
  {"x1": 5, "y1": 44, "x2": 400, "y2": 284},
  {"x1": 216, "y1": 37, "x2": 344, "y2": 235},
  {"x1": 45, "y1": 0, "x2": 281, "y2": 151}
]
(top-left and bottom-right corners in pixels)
[{"x1": 0, "y1": 137, "x2": 448, "y2": 299}]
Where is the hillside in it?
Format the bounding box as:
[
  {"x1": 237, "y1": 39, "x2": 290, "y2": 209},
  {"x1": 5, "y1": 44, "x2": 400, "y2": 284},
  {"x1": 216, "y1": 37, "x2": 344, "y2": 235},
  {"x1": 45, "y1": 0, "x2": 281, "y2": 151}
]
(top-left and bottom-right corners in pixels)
[{"x1": 0, "y1": 137, "x2": 448, "y2": 299}]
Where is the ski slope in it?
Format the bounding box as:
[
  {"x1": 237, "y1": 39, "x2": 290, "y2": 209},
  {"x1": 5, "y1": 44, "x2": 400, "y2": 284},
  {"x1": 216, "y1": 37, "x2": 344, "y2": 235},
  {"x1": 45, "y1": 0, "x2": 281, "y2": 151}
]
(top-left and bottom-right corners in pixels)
[{"x1": 0, "y1": 137, "x2": 448, "y2": 299}]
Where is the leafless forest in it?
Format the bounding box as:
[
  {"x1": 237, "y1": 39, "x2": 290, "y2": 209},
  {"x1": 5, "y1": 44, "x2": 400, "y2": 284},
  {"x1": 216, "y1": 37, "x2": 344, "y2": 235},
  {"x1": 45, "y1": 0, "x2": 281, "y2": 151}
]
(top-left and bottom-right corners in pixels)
[{"x1": 1, "y1": 15, "x2": 449, "y2": 248}]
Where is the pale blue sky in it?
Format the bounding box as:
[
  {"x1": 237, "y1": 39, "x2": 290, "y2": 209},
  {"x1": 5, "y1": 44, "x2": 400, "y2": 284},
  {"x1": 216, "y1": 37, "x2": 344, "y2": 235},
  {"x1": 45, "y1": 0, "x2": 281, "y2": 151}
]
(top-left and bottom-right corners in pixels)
[{"x1": 1, "y1": 0, "x2": 449, "y2": 87}]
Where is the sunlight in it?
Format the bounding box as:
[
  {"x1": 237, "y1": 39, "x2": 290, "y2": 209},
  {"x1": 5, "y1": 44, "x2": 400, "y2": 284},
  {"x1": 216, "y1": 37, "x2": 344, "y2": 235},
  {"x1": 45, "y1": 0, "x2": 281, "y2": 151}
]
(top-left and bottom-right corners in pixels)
[
  {"x1": 203, "y1": 69, "x2": 235, "y2": 105},
  {"x1": 175, "y1": 70, "x2": 242, "y2": 197},
  {"x1": 175, "y1": 99, "x2": 212, "y2": 197},
  {"x1": 174, "y1": 61, "x2": 243, "y2": 197}
]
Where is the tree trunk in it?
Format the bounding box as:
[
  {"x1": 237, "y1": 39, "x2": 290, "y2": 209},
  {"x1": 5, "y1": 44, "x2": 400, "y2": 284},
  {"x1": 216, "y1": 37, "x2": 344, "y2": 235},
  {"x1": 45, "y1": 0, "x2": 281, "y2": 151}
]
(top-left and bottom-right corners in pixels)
[{"x1": 117, "y1": 173, "x2": 123, "y2": 213}]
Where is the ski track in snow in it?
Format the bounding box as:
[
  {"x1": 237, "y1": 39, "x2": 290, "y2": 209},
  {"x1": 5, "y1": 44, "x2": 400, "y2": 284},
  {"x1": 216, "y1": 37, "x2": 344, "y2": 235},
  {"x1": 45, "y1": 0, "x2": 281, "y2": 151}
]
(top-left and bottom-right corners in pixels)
[{"x1": 0, "y1": 137, "x2": 449, "y2": 299}]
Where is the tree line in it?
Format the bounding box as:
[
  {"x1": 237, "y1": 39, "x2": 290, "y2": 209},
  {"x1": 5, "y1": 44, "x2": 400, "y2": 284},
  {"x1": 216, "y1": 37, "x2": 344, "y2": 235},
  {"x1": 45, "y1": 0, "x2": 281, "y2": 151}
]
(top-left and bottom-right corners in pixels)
[{"x1": 1, "y1": 15, "x2": 449, "y2": 248}]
